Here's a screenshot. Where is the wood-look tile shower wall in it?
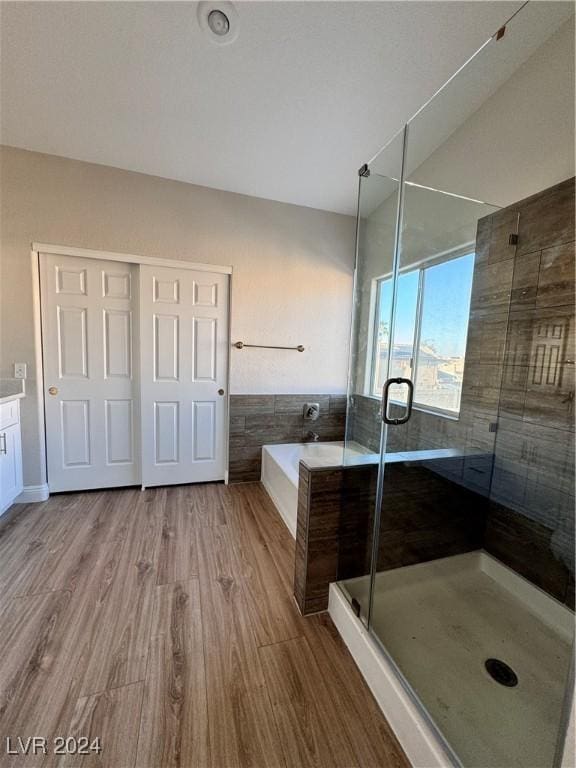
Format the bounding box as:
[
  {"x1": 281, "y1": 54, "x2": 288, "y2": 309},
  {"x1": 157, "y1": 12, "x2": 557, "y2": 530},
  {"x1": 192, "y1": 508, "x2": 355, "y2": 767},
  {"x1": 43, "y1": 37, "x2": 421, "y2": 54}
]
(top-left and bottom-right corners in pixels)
[
  {"x1": 485, "y1": 177, "x2": 575, "y2": 607},
  {"x1": 295, "y1": 177, "x2": 575, "y2": 614}
]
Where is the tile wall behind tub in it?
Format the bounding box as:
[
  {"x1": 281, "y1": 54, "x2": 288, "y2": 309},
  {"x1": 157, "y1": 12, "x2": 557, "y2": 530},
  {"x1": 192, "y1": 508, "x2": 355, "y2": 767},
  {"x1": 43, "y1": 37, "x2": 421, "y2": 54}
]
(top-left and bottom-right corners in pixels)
[{"x1": 228, "y1": 394, "x2": 347, "y2": 482}]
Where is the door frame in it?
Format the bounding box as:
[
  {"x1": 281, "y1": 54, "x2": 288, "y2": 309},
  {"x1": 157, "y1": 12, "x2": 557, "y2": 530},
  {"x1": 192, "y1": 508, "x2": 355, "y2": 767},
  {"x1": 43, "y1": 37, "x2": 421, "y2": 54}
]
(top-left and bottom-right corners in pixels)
[{"x1": 32, "y1": 243, "x2": 233, "y2": 494}]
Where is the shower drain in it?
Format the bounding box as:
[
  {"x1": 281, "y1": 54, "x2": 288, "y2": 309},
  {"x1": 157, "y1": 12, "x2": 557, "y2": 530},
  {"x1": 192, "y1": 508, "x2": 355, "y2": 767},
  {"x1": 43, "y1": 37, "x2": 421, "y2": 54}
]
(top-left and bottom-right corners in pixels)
[{"x1": 485, "y1": 658, "x2": 518, "y2": 687}]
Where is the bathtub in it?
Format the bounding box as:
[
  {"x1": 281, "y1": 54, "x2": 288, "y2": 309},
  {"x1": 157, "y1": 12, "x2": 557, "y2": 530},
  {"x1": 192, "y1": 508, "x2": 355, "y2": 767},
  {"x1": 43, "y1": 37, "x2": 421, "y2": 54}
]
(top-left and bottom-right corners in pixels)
[{"x1": 261, "y1": 441, "x2": 373, "y2": 537}]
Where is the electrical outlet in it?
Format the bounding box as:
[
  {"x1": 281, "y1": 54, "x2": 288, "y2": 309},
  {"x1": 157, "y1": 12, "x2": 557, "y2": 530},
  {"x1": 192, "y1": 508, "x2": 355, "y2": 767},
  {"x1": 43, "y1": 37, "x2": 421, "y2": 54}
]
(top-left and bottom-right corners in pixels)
[{"x1": 14, "y1": 363, "x2": 27, "y2": 379}]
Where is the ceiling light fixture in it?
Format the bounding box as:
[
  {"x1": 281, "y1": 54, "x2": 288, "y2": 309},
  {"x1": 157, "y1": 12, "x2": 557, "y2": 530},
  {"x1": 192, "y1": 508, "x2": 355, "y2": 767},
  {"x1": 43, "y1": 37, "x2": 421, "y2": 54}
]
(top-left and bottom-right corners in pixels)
[
  {"x1": 208, "y1": 10, "x2": 230, "y2": 37},
  {"x1": 198, "y1": 2, "x2": 239, "y2": 45}
]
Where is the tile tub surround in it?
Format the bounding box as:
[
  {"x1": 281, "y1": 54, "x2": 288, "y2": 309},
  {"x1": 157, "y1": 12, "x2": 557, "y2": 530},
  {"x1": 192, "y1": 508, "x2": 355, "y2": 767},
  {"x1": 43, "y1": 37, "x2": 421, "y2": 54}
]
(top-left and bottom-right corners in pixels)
[
  {"x1": 261, "y1": 441, "x2": 370, "y2": 539},
  {"x1": 228, "y1": 394, "x2": 346, "y2": 483},
  {"x1": 294, "y1": 461, "x2": 378, "y2": 615},
  {"x1": 294, "y1": 450, "x2": 489, "y2": 615}
]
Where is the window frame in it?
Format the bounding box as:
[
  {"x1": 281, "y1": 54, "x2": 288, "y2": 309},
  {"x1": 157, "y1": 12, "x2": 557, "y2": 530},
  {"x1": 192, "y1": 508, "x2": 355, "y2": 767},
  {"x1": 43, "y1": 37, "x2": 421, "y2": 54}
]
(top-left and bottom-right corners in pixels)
[{"x1": 368, "y1": 244, "x2": 475, "y2": 419}]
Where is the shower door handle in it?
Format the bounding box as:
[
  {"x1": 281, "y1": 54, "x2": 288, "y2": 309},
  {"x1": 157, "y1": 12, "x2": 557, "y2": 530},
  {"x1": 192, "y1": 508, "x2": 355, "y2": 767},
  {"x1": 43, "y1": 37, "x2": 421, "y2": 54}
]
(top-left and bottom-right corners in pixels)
[{"x1": 382, "y1": 377, "x2": 414, "y2": 425}]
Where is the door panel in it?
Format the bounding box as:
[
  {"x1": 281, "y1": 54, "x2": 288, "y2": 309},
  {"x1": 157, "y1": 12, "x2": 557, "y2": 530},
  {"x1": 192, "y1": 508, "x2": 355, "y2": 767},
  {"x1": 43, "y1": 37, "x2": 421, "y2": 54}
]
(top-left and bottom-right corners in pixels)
[
  {"x1": 41, "y1": 253, "x2": 139, "y2": 491},
  {"x1": 154, "y1": 314, "x2": 179, "y2": 381},
  {"x1": 104, "y1": 310, "x2": 132, "y2": 378},
  {"x1": 56, "y1": 265, "x2": 87, "y2": 295},
  {"x1": 105, "y1": 399, "x2": 134, "y2": 464},
  {"x1": 193, "y1": 278, "x2": 218, "y2": 306},
  {"x1": 153, "y1": 275, "x2": 180, "y2": 303},
  {"x1": 58, "y1": 306, "x2": 88, "y2": 377},
  {"x1": 154, "y1": 401, "x2": 179, "y2": 464},
  {"x1": 60, "y1": 400, "x2": 91, "y2": 467},
  {"x1": 193, "y1": 401, "x2": 216, "y2": 460},
  {"x1": 103, "y1": 269, "x2": 131, "y2": 299},
  {"x1": 192, "y1": 317, "x2": 217, "y2": 380},
  {"x1": 140, "y1": 265, "x2": 229, "y2": 486}
]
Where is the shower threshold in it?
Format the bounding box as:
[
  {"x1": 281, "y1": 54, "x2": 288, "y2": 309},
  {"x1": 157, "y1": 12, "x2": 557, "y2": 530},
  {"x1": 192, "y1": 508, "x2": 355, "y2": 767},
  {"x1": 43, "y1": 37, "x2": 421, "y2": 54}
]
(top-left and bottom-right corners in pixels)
[{"x1": 332, "y1": 551, "x2": 574, "y2": 768}]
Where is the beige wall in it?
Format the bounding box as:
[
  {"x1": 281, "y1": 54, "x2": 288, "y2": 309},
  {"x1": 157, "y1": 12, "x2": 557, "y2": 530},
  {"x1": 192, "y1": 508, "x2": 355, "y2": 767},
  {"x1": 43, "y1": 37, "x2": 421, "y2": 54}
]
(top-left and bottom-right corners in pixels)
[{"x1": 0, "y1": 146, "x2": 355, "y2": 487}]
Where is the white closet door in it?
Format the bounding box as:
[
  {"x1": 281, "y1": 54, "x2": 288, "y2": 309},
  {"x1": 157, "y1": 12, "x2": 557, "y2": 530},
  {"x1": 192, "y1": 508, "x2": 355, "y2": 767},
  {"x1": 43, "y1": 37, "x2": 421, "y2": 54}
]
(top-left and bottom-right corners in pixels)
[
  {"x1": 139, "y1": 265, "x2": 229, "y2": 487},
  {"x1": 41, "y1": 254, "x2": 139, "y2": 491}
]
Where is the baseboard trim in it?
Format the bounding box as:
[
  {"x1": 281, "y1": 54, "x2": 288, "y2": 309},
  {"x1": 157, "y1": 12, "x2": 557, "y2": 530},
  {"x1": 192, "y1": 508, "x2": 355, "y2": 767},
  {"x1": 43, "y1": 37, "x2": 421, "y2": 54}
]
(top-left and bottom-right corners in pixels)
[{"x1": 16, "y1": 484, "x2": 50, "y2": 503}]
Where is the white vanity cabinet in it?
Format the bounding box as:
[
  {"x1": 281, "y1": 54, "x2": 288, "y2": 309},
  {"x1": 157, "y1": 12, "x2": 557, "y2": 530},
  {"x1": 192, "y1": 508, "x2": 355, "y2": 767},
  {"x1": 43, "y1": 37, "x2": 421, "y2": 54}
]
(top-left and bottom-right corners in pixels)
[{"x1": 0, "y1": 398, "x2": 23, "y2": 516}]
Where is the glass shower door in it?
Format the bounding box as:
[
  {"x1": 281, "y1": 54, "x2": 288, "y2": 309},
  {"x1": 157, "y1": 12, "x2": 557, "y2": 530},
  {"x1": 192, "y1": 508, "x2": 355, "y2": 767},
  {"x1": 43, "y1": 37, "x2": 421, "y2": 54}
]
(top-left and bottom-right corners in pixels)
[
  {"x1": 363, "y1": 5, "x2": 575, "y2": 765},
  {"x1": 368, "y1": 179, "x2": 504, "y2": 766},
  {"x1": 339, "y1": 130, "x2": 405, "y2": 619},
  {"x1": 370, "y1": 183, "x2": 575, "y2": 768}
]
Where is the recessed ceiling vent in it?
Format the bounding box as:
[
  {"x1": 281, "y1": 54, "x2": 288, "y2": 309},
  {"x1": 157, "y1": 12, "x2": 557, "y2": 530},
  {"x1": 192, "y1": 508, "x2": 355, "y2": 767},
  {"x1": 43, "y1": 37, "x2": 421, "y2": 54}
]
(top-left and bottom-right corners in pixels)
[{"x1": 198, "y1": 2, "x2": 239, "y2": 45}]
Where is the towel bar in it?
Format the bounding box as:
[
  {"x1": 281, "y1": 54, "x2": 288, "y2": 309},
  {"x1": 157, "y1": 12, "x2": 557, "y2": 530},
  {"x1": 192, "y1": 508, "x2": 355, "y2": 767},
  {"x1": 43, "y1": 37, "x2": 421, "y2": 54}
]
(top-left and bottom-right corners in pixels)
[{"x1": 234, "y1": 341, "x2": 305, "y2": 352}]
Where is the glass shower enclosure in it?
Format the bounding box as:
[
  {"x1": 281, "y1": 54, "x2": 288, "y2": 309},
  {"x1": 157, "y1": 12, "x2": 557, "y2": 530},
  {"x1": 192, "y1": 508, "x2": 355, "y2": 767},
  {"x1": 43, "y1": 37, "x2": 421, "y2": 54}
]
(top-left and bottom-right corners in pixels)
[{"x1": 340, "y1": 3, "x2": 575, "y2": 766}]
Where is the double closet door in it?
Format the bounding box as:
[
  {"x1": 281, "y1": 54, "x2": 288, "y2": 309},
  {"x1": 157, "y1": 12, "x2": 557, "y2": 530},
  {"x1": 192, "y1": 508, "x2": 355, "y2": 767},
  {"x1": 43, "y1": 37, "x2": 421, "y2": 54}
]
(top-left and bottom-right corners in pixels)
[{"x1": 40, "y1": 253, "x2": 229, "y2": 492}]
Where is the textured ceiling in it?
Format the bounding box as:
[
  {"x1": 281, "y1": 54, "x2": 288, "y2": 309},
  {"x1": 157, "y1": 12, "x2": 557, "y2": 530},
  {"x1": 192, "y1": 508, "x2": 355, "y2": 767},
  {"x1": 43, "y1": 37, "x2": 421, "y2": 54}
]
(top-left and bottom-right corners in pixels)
[{"x1": 1, "y1": 1, "x2": 533, "y2": 214}]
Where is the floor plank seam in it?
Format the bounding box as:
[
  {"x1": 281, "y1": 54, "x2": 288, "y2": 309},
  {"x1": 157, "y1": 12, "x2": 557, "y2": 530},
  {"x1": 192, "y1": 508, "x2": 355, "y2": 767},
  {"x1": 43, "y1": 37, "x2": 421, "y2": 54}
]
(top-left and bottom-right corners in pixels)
[
  {"x1": 133, "y1": 652, "x2": 151, "y2": 768},
  {"x1": 69, "y1": 677, "x2": 148, "y2": 701},
  {"x1": 156, "y1": 575, "x2": 201, "y2": 587},
  {"x1": 13, "y1": 587, "x2": 63, "y2": 599},
  {"x1": 196, "y1": 572, "x2": 216, "y2": 768},
  {"x1": 256, "y1": 633, "x2": 305, "y2": 651},
  {"x1": 11, "y1": 587, "x2": 73, "y2": 602}
]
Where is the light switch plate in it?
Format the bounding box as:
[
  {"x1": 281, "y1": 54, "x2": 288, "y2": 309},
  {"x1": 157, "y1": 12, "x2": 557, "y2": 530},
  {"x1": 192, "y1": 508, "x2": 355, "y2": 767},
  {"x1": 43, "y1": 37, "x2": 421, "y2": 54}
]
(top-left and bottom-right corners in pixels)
[{"x1": 14, "y1": 362, "x2": 27, "y2": 379}]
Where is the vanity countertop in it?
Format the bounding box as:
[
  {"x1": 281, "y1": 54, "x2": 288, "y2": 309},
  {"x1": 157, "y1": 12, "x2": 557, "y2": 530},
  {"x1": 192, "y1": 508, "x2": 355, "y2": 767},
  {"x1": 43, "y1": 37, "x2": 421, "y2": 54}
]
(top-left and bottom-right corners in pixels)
[{"x1": 0, "y1": 379, "x2": 26, "y2": 405}]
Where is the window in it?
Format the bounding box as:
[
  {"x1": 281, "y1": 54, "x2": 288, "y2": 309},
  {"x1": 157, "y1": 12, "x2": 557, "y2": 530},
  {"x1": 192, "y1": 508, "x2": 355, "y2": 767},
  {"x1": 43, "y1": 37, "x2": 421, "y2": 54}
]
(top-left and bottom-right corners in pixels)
[{"x1": 370, "y1": 252, "x2": 475, "y2": 415}]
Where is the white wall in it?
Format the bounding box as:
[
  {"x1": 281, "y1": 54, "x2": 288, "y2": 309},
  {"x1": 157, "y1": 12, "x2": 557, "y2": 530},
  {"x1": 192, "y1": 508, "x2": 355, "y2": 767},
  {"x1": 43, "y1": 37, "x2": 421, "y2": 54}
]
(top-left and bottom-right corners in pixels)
[
  {"x1": 0, "y1": 146, "x2": 355, "y2": 487},
  {"x1": 351, "y1": 18, "x2": 575, "y2": 394},
  {"x1": 411, "y1": 18, "x2": 575, "y2": 207}
]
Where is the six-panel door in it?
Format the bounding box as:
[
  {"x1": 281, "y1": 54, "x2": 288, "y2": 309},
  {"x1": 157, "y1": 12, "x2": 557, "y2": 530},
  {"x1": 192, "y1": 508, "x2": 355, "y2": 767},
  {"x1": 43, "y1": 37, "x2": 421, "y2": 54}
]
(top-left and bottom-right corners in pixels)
[
  {"x1": 139, "y1": 265, "x2": 229, "y2": 487},
  {"x1": 41, "y1": 254, "x2": 140, "y2": 491}
]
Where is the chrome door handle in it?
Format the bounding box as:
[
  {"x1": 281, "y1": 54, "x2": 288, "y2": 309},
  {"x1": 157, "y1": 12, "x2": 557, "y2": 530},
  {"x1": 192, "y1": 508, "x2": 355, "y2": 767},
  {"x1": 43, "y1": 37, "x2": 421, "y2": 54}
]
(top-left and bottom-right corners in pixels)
[
  {"x1": 0, "y1": 433, "x2": 7, "y2": 455},
  {"x1": 382, "y1": 377, "x2": 414, "y2": 425}
]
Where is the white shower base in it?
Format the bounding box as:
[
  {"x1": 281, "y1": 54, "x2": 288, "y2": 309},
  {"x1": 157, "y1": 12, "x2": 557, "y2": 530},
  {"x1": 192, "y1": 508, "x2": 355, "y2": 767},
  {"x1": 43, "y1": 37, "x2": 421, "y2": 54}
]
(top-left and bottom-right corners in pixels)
[{"x1": 335, "y1": 551, "x2": 574, "y2": 768}]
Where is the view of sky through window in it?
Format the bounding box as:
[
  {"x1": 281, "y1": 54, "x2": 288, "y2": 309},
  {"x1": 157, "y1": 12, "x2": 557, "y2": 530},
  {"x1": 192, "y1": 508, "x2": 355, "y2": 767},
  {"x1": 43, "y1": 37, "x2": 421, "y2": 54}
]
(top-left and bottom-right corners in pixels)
[{"x1": 372, "y1": 252, "x2": 475, "y2": 414}]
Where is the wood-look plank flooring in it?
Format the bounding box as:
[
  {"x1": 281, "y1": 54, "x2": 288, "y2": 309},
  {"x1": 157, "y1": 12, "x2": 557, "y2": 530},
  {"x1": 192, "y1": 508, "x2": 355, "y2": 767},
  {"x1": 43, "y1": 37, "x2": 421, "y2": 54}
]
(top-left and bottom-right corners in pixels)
[{"x1": 0, "y1": 483, "x2": 409, "y2": 768}]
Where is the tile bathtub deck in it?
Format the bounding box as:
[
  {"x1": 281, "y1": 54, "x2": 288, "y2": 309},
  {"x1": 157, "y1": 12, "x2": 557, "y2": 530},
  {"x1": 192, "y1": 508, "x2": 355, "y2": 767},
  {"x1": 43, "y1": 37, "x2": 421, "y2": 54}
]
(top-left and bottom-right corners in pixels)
[{"x1": 0, "y1": 483, "x2": 408, "y2": 768}]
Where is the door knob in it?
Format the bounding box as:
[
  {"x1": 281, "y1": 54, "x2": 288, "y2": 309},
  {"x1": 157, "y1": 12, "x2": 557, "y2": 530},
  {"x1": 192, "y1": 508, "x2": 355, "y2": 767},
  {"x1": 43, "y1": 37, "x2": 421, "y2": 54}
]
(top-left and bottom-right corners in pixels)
[
  {"x1": 218, "y1": 389, "x2": 225, "y2": 396},
  {"x1": 48, "y1": 386, "x2": 58, "y2": 396}
]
